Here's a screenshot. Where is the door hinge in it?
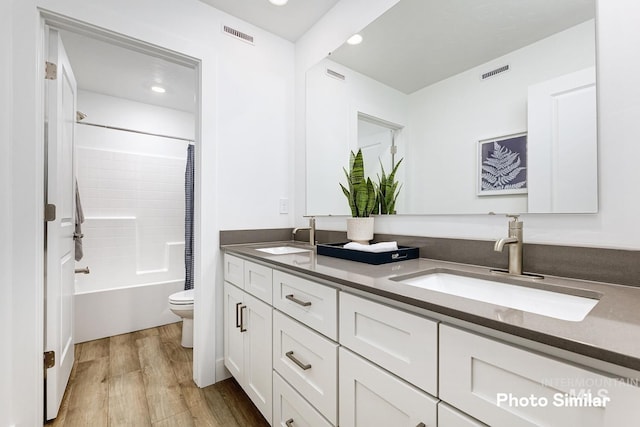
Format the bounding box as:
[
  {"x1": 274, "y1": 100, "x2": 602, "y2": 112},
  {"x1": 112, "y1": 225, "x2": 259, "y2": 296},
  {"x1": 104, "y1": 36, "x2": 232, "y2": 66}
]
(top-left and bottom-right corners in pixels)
[
  {"x1": 45, "y1": 62, "x2": 57, "y2": 80},
  {"x1": 45, "y1": 204, "x2": 56, "y2": 222},
  {"x1": 390, "y1": 145, "x2": 398, "y2": 155},
  {"x1": 44, "y1": 351, "x2": 55, "y2": 369}
]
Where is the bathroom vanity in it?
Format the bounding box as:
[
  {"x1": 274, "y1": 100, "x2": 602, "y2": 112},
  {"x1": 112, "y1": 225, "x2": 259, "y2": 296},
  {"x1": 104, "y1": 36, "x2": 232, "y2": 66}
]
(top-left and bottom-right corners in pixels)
[{"x1": 222, "y1": 243, "x2": 640, "y2": 426}]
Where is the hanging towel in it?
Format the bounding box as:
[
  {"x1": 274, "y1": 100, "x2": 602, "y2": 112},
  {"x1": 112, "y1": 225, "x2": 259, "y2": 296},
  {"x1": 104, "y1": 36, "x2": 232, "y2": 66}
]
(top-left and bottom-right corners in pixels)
[
  {"x1": 74, "y1": 179, "x2": 85, "y2": 261},
  {"x1": 184, "y1": 145, "x2": 195, "y2": 290}
]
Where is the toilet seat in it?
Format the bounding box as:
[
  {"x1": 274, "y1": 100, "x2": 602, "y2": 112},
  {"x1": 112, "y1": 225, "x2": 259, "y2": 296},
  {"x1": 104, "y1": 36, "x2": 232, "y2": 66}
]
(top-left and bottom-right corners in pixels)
[{"x1": 169, "y1": 289, "x2": 194, "y2": 305}]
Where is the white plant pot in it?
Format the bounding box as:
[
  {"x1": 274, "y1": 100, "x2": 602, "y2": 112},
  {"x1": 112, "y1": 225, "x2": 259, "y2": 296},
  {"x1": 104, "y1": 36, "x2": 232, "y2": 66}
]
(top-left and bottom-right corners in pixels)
[{"x1": 346, "y1": 217, "x2": 374, "y2": 244}]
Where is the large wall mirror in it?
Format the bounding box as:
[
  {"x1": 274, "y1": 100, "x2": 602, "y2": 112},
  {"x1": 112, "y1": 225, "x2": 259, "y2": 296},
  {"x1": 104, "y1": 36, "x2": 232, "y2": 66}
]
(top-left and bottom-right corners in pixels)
[{"x1": 306, "y1": 0, "x2": 597, "y2": 216}]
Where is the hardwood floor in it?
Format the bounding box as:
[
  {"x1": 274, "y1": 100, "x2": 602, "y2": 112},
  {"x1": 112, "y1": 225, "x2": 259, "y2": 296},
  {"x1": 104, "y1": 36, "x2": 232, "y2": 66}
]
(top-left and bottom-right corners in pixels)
[{"x1": 46, "y1": 323, "x2": 270, "y2": 427}]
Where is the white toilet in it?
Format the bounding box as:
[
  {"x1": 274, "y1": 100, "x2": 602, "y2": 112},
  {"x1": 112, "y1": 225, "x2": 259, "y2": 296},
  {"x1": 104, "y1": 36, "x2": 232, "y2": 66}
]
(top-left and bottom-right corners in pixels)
[{"x1": 168, "y1": 289, "x2": 194, "y2": 348}]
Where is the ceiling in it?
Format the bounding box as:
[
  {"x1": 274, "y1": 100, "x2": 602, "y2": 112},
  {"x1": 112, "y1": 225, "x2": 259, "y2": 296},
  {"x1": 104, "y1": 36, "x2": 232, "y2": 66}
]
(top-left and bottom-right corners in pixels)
[
  {"x1": 59, "y1": 30, "x2": 197, "y2": 113},
  {"x1": 328, "y1": 0, "x2": 595, "y2": 94},
  {"x1": 57, "y1": 0, "x2": 595, "y2": 114},
  {"x1": 59, "y1": 0, "x2": 339, "y2": 114},
  {"x1": 197, "y1": 0, "x2": 341, "y2": 42}
]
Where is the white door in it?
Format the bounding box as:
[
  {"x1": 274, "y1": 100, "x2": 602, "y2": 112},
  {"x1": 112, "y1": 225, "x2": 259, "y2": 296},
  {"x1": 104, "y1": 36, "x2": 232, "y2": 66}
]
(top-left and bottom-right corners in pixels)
[
  {"x1": 527, "y1": 67, "x2": 598, "y2": 213},
  {"x1": 44, "y1": 27, "x2": 77, "y2": 421}
]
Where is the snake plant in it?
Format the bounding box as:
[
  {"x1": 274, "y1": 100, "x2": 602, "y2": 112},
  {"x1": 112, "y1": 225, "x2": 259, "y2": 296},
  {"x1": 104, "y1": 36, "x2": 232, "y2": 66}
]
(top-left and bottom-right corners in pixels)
[
  {"x1": 377, "y1": 158, "x2": 403, "y2": 215},
  {"x1": 340, "y1": 149, "x2": 377, "y2": 217}
]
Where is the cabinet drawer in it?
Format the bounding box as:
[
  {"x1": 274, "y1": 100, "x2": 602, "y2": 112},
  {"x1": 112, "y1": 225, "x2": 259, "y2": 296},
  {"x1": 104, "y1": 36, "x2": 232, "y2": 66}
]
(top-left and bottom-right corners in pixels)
[
  {"x1": 273, "y1": 311, "x2": 338, "y2": 424},
  {"x1": 273, "y1": 372, "x2": 333, "y2": 427},
  {"x1": 440, "y1": 324, "x2": 640, "y2": 427},
  {"x1": 224, "y1": 253, "x2": 244, "y2": 287},
  {"x1": 339, "y1": 347, "x2": 438, "y2": 427},
  {"x1": 244, "y1": 260, "x2": 273, "y2": 304},
  {"x1": 273, "y1": 270, "x2": 338, "y2": 340},
  {"x1": 339, "y1": 292, "x2": 438, "y2": 395},
  {"x1": 438, "y1": 402, "x2": 487, "y2": 427}
]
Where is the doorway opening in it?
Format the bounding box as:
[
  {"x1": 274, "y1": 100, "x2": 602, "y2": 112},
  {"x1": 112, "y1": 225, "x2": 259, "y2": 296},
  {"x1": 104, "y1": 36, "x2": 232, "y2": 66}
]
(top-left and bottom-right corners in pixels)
[{"x1": 43, "y1": 15, "x2": 201, "y2": 421}]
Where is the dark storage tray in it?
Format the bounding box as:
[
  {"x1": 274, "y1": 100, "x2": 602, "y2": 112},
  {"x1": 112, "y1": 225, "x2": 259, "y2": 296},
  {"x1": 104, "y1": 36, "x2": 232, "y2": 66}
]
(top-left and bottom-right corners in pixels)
[{"x1": 316, "y1": 242, "x2": 419, "y2": 265}]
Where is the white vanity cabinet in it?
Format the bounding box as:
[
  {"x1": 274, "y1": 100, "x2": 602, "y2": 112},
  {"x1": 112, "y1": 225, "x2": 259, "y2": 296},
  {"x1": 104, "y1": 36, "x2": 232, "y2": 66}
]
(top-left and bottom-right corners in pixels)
[
  {"x1": 438, "y1": 403, "x2": 487, "y2": 427},
  {"x1": 272, "y1": 270, "x2": 338, "y2": 340},
  {"x1": 224, "y1": 253, "x2": 273, "y2": 303},
  {"x1": 223, "y1": 253, "x2": 244, "y2": 287},
  {"x1": 339, "y1": 347, "x2": 438, "y2": 427},
  {"x1": 273, "y1": 372, "x2": 333, "y2": 427},
  {"x1": 223, "y1": 251, "x2": 640, "y2": 427},
  {"x1": 339, "y1": 292, "x2": 439, "y2": 426},
  {"x1": 439, "y1": 324, "x2": 640, "y2": 427},
  {"x1": 340, "y1": 292, "x2": 438, "y2": 395},
  {"x1": 224, "y1": 252, "x2": 339, "y2": 426},
  {"x1": 273, "y1": 311, "x2": 338, "y2": 424},
  {"x1": 223, "y1": 255, "x2": 273, "y2": 424},
  {"x1": 272, "y1": 270, "x2": 339, "y2": 425}
]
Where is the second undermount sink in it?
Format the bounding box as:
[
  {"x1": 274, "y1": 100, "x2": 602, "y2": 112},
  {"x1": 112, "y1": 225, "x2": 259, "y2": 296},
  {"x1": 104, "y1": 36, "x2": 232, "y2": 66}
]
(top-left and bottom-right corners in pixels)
[
  {"x1": 393, "y1": 271, "x2": 600, "y2": 322},
  {"x1": 256, "y1": 246, "x2": 312, "y2": 255}
]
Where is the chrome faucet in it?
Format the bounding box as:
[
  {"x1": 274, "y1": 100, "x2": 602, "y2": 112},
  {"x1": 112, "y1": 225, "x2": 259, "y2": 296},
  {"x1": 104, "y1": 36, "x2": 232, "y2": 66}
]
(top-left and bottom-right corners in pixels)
[
  {"x1": 292, "y1": 217, "x2": 316, "y2": 246},
  {"x1": 494, "y1": 214, "x2": 523, "y2": 275}
]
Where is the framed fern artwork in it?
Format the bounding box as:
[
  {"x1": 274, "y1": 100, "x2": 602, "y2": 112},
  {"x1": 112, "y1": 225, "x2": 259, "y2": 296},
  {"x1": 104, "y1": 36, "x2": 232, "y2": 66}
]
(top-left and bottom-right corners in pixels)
[{"x1": 477, "y1": 132, "x2": 527, "y2": 196}]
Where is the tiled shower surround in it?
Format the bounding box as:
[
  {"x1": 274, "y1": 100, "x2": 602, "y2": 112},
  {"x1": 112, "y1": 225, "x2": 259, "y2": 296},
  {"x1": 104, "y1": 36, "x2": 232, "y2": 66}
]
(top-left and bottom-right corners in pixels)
[{"x1": 75, "y1": 133, "x2": 187, "y2": 293}]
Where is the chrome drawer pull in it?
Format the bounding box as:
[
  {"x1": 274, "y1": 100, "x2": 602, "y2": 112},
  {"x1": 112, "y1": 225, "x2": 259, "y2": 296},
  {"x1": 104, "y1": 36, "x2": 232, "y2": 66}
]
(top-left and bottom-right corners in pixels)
[
  {"x1": 285, "y1": 294, "x2": 312, "y2": 307},
  {"x1": 239, "y1": 305, "x2": 247, "y2": 332},
  {"x1": 417, "y1": 423, "x2": 426, "y2": 427},
  {"x1": 74, "y1": 267, "x2": 90, "y2": 274},
  {"x1": 285, "y1": 419, "x2": 295, "y2": 427},
  {"x1": 285, "y1": 351, "x2": 311, "y2": 370},
  {"x1": 235, "y1": 302, "x2": 242, "y2": 328}
]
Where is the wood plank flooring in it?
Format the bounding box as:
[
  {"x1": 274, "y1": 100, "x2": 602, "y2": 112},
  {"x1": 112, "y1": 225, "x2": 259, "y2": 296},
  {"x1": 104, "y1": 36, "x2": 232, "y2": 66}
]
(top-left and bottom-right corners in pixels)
[{"x1": 45, "y1": 322, "x2": 269, "y2": 427}]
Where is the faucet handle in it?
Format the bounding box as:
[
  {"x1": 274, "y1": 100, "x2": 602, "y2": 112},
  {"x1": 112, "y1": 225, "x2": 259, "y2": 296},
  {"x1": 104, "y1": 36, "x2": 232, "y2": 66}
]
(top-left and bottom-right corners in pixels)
[{"x1": 506, "y1": 214, "x2": 523, "y2": 231}]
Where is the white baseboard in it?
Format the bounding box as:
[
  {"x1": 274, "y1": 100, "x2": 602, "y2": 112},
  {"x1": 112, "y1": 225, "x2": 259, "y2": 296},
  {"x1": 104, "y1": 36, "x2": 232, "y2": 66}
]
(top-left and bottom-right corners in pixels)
[{"x1": 215, "y1": 357, "x2": 231, "y2": 382}]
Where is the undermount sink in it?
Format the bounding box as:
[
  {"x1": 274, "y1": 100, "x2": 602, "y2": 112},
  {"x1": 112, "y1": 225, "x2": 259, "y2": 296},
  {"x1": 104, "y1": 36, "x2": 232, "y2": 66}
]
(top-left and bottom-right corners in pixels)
[
  {"x1": 393, "y1": 271, "x2": 600, "y2": 322},
  {"x1": 255, "y1": 246, "x2": 312, "y2": 255}
]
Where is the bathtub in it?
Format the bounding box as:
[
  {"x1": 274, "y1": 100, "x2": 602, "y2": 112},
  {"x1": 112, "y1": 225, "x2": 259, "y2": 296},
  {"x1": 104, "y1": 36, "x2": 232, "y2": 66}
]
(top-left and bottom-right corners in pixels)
[{"x1": 74, "y1": 279, "x2": 184, "y2": 343}]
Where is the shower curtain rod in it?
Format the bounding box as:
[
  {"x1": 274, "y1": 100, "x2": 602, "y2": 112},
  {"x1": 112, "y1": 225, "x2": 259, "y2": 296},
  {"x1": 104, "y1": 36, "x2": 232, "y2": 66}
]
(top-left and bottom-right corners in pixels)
[{"x1": 76, "y1": 121, "x2": 195, "y2": 144}]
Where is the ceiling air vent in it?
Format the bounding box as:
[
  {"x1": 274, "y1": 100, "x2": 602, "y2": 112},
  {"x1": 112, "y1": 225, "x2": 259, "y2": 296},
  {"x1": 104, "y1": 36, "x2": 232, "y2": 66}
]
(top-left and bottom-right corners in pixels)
[
  {"x1": 481, "y1": 64, "x2": 509, "y2": 80},
  {"x1": 326, "y1": 68, "x2": 345, "y2": 81},
  {"x1": 222, "y1": 25, "x2": 254, "y2": 45}
]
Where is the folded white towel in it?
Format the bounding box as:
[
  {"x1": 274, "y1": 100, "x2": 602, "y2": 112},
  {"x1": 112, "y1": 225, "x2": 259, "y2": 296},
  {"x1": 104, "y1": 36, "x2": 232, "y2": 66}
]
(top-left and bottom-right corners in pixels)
[{"x1": 343, "y1": 241, "x2": 399, "y2": 253}]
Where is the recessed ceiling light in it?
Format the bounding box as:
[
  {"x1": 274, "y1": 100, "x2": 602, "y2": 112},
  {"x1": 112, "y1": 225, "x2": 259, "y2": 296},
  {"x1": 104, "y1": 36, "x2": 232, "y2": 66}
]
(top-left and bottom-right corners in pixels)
[
  {"x1": 269, "y1": 0, "x2": 288, "y2": 5},
  {"x1": 151, "y1": 86, "x2": 166, "y2": 93},
  {"x1": 347, "y1": 34, "x2": 363, "y2": 45}
]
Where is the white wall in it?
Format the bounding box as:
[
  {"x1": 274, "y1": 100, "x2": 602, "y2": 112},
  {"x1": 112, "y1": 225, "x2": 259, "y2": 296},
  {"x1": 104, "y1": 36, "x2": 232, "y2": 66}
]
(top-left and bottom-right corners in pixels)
[
  {"x1": 78, "y1": 90, "x2": 196, "y2": 139},
  {"x1": 406, "y1": 21, "x2": 595, "y2": 215},
  {"x1": 298, "y1": 0, "x2": 640, "y2": 251},
  {"x1": 306, "y1": 58, "x2": 407, "y2": 215},
  {"x1": 294, "y1": 0, "x2": 402, "y2": 224},
  {"x1": 9, "y1": 1, "x2": 45, "y2": 426},
  {"x1": 7, "y1": 1, "x2": 295, "y2": 425},
  {"x1": 0, "y1": 1, "x2": 13, "y2": 424},
  {"x1": 215, "y1": 35, "x2": 294, "y2": 229}
]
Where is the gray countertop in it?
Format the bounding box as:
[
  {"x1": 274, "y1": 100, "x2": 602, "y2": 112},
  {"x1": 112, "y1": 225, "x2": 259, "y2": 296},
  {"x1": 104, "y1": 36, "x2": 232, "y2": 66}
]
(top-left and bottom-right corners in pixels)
[{"x1": 223, "y1": 241, "x2": 640, "y2": 373}]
